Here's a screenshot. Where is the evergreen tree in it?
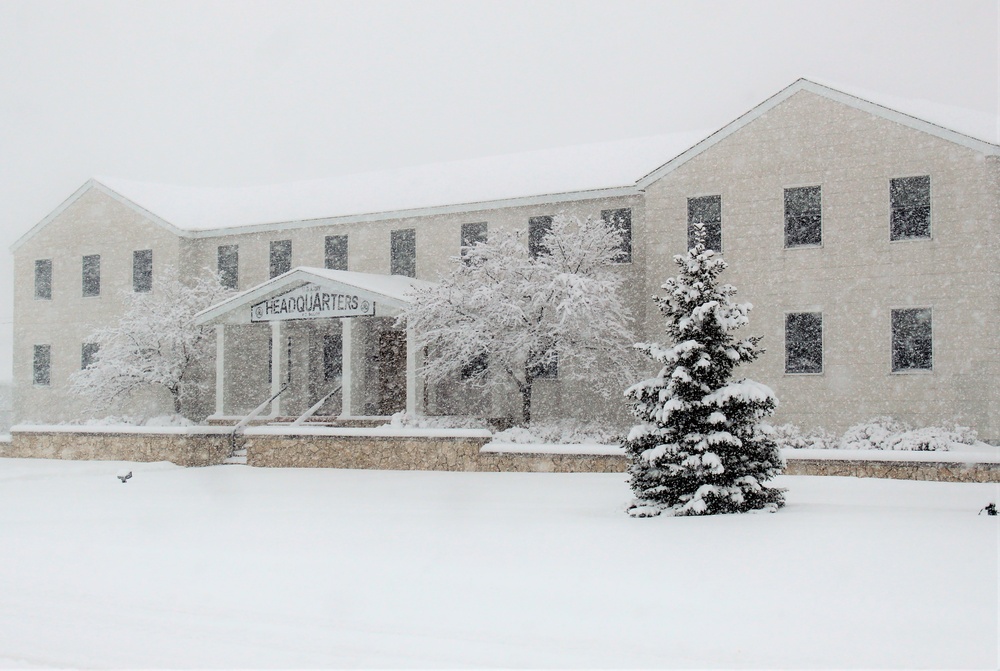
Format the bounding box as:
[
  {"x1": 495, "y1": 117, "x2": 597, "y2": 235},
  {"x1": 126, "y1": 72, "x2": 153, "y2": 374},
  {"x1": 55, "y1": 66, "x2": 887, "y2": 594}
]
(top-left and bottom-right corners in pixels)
[{"x1": 623, "y1": 228, "x2": 785, "y2": 517}]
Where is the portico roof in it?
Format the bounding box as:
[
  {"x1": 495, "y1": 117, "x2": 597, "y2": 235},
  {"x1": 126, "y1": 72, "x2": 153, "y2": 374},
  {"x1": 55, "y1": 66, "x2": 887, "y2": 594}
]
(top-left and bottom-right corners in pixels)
[{"x1": 193, "y1": 267, "x2": 435, "y2": 326}]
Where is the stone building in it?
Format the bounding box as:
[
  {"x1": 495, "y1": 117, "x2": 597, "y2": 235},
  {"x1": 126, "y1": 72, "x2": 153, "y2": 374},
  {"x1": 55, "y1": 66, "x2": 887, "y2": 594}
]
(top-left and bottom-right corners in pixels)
[{"x1": 11, "y1": 80, "x2": 1000, "y2": 438}]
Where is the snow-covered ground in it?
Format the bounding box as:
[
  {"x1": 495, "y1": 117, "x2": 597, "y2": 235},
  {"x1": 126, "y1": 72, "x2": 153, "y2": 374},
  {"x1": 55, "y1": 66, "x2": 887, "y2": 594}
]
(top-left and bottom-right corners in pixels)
[{"x1": 0, "y1": 458, "x2": 996, "y2": 669}]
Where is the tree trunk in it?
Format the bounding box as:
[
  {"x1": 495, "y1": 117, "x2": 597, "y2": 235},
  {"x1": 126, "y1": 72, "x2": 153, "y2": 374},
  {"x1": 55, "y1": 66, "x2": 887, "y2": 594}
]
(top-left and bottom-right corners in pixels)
[
  {"x1": 172, "y1": 392, "x2": 182, "y2": 415},
  {"x1": 519, "y1": 381, "x2": 532, "y2": 426}
]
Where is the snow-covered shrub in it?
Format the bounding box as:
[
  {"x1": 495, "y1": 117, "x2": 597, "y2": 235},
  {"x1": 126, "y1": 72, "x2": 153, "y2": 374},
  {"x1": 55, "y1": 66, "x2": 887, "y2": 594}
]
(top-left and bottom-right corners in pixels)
[
  {"x1": 144, "y1": 414, "x2": 195, "y2": 427},
  {"x1": 839, "y1": 416, "x2": 911, "y2": 450},
  {"x1": 839, "y1": 417, "x2": 979, "y2": 451},
  {"x1": 623, "y1": 227, "x2": 785, "y2": 517},
  {"x1": 770, "y1": 423, "x2": 838, "y2": 450},
  {"x1": 491, "y1": 419, "x2": 625, "y2": 446}
]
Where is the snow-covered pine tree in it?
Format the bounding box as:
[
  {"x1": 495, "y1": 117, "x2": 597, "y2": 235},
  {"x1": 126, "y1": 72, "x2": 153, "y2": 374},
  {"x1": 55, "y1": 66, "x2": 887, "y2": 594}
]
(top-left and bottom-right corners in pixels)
[{"x1": 623, "y1": 226, "x2": 785, "y2": 517}]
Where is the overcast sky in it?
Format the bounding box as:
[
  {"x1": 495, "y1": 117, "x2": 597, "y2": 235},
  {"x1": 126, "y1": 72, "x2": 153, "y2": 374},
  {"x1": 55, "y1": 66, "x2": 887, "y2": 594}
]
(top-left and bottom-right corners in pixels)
[{"x1": 0, "y1": 0, "x2": 997, "y2": 382}]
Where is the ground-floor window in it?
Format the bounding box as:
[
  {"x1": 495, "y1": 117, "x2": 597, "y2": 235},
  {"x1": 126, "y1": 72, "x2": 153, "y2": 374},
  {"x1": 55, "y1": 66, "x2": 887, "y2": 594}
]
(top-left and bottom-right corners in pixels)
[
  {"x1": 891, "y1": 308, "x2": 932, "y2": 371},
  {"x1": 785, "y1": 312, "x2": 823, "y2": 374},
  {"x1": 33, "y1": 345, "x2": 51, "y2": 386}
]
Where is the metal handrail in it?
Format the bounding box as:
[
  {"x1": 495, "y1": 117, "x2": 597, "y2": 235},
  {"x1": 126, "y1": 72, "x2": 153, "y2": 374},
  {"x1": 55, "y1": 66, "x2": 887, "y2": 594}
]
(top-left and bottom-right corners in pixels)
[
  {"x1": 292, "y1": 383, "x2": 343, "y2": 426},
  {"x1": 230, "y1": 383, "x2": 288, "y2": 454}
]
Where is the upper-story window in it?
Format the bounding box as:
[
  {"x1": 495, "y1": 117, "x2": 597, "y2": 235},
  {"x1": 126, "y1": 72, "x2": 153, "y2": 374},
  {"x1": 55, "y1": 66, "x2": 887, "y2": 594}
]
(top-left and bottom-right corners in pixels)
[
  {"x1": 891, "y1": 308, "x2": 932, "y2": 372},
  {"x1": 33, "y1": 344, "x2": 51, "y2": 386},
  {"x1": 890, "y1": 176, "x2": 930, "y2": 241},
  {"x1": 785, "y1": 312, "x2": 823, "y2": 374},
  {"x1": 784, "y1": 186, "x2": 822, "y2": 247},
  {"x1": 601, "y1": 208, "x2": 632, "y2": 263},
  {"x1": 81, "y1": 342, "x2": 100, "y2": 369},
  {"x1": 133, "y1": 249, "x2": 152, "y2": 292},
  {"x1": 687, "y1": 195, "x2": 722, "y2": 252},
  {"x1": 270, "y1": 240, "x2": 292, "y2": 278},
  {"x1": 34, "y1": 259, "x2": 52, "y2": 300},
  {"x1": 325, "y1": 235, "x2": 348, "y2": 271},
  {"x1": 391, "y1": 229, "x2": 416, "y2": 277},
  {"x1": 217, "y1": 245, "x2": 239, "y2": 290},
  {"x1": 82, "y1": 254, "x2": 101, "y2": 297},
  {"x1": 528, "y1": 216, "x2": 553, "y2": 258},
  {"x1": 460, "y1": 222, "x2": 488, "y2": 262}
]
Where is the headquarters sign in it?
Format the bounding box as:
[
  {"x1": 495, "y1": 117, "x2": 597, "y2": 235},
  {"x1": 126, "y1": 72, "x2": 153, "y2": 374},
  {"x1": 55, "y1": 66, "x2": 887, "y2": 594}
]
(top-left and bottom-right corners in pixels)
[{"x1": 251, "y1": 284, "x2": 375, "y2": 322}]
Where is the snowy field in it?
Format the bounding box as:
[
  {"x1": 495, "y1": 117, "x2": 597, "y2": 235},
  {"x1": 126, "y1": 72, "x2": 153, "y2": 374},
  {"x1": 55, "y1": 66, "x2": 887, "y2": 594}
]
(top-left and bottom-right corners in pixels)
[{"x1": 0, "y1": 458, "x2": 997, "y2": 669}]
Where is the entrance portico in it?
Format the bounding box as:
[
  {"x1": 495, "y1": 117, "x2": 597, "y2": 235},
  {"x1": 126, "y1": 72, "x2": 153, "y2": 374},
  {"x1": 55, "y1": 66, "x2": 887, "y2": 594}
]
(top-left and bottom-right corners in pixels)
[{"x1": 194, "y1": 268, "x2": 434, "y2": 421}]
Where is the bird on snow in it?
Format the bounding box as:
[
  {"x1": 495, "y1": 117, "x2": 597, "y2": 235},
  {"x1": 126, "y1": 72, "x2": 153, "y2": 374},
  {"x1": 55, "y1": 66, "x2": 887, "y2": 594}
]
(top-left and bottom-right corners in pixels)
[{"x1": 117, "y1": 470, "x2": 132, "y2": 483}]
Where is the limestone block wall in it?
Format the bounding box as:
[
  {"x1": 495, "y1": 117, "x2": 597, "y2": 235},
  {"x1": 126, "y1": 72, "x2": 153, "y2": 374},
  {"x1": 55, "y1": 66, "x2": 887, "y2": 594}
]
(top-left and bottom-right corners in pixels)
[{"x1": 4, "y1": 428, "x2": 231, "y2": 466}]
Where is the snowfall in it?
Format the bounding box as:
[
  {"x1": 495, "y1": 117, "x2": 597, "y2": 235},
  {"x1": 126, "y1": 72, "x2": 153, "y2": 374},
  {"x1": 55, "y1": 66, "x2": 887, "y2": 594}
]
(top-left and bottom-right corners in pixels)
[{"x1": 0, "y1": 458, "x2": 997, "y2": 669}]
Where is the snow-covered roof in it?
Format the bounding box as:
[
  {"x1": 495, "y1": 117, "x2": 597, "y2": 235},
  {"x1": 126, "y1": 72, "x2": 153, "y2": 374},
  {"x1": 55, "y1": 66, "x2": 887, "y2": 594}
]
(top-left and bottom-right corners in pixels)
[
  {"x1": 194, "y1": 267, "x2": 435, "y2": 326},
  {"x1": 12, "y1": 79, "x2": 999, "y2": 253},
  {"x1": 95, "y1": 130, "x2": 707, "y2": 233}
]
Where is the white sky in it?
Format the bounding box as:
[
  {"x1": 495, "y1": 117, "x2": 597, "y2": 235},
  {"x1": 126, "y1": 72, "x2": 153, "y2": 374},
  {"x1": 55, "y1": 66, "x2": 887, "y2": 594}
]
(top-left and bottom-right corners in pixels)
[{"x1": 0, "y1": 0, "x2": 997, "y2": 382}]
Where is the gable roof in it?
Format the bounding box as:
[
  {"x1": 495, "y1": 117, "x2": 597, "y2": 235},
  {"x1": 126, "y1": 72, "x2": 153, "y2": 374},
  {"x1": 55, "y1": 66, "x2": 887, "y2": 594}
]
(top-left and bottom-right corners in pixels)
[
  {"x1": 12, "y1": 79, "x2": 999, "y2": 253},
  {"x1": 635, "y1": 78, "x2": 1000, "y2": 189}
]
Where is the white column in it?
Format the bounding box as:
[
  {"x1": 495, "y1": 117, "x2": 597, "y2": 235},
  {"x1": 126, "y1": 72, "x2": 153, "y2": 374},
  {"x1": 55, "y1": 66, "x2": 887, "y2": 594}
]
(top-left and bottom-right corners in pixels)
[
  {"x1": 214, "y1": 325, "x2": 225, "y2": 416},
  {"x1": 270, "y1": 320, "x2": 282, "y2": 417},
  {"x1": 406, "y1": 320, "x2": 417, "y2": 416},
  {"x1": 340, "y1": 318, "x2": 352, "y2": 417}
]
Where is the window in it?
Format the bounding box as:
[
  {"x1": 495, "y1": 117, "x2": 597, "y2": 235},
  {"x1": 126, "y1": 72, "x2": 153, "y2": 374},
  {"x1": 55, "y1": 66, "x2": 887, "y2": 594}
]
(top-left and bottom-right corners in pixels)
[
  {"x1": 133, "y1": 249, "x2": 152, "y2": 292},
  {"x1": 687, "y1": 196, "x2": 722, "y2": 252},
  {"x1": 33, "y1": 345, "x2": 50, "y2": 386},
  {"x1": 602, "y1": 208, "x2": 632, "y2": 263},
  {"x1": 529, "y1": 345, "x2": 558, "y2": 380},
  {"x1": 81, "y1": 343, "x2": 99, "y2": 369},
  {"x1": 217, "y1": 245, "x2": 239, "y2": 290},
  {"x1": 325, "y1": 235, "x2": 348, "y2": 271},
  {"x1": 785, "y1": 312, "x2": 823, "y2": 374},
  {"x1": 391, "y1": 229, "x2": 416, "y2": 277},
  {"x1": 891, "y1": 308, "x2": 932, "y2": 372},
  {"x1": 460, "y1": 222, "x2": 488, "y2": 261},
  {"x1": 34, "y1": 259, "x2": 52, "y2": 300},
  {"x1": 784, "y1": 186, "x2": 822, "y2": 247},
  {"x1": 528, "y1": 216, "x2": 553, "y2": 258},
  {"x1": 461, "y1": 351, "x2": 488, "y2": 380},
  {"x1": 890, "y1": 176, "x2": 930, "y2": 240},
  {"x1": 270, "y1": 240, "x2": 292, "y2": 278},
  {"x1": 323, "y1": 334, "x2": 342, "y2": 382},
  {"x1": 82, "y1": 254, "x2": 100, "y2": 297}
]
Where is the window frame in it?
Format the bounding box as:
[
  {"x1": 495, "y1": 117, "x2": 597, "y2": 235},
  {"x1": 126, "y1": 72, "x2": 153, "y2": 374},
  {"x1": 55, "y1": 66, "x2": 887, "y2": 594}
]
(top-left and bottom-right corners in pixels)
[
  {"x1": 33, "y1": 344, "x2": 51, "y2": 386},
  {"x1": 687, "y1": 195, "x2": 722, "y2": 252},
  {"x1": 889, "y1": 175, "x2": 931, "y2": 242},
  {"x1": 34, "y1": 259, "x2": 52, "y2": 300},
  {"x1": 783, "y1": 185, "x2": 823, "y2": 249},
  {"x1": 81, "y1": 342, "x2": 100, "y2": 370},
  {"x1": 81, "y1": 254, "x2": 101, "y2": 298},
  {"x1": 601, "y1": 208, "x2": 633, "y2": 263},
  {"x1": 324, "y1": 235, "x2": 349, "y2": 271},
  {"x1": 132, "y1": 249, "x2": 153, "y2": 293},
  {"x1": 460, "y1": 222, "x2": 488, "y2": 262},
  {"x1": 390, "y1": 229, "x2": 416, "y2": 277},
  {"x1": 217, "y1": 244, "x2": 239, "y2": 290},
  {"x1": 783, "y1": 311, "x2": 824, "y2": 375},
  {"x1": 890, "y1": 307, "x2": 933, "y2": 373},
  {"x1": 269, "y1": 239, "x2": 292, "y2": 279},
  {"x1": 528, "y1": 215, "x2": 553, "y2": 259}
]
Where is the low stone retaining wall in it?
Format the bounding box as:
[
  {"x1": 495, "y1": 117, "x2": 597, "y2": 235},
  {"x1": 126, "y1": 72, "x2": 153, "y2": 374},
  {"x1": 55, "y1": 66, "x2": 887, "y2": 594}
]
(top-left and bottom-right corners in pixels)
[
  {"x1": 5, "y1": 427, "x2": 231, "y2": 467},
  {"x1": 785, "y1": 457, "x2": 1000, "y2": 483},
  {"x1": 5, "y1": 427, "x2": 1000, "y2": 481}
]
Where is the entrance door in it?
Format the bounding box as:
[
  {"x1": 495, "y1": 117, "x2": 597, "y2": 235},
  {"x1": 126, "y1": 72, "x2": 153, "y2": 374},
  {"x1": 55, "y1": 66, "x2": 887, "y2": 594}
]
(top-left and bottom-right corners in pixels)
[{"x1": 374, "y1": 329, "x2": 406, "y2": 415}]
